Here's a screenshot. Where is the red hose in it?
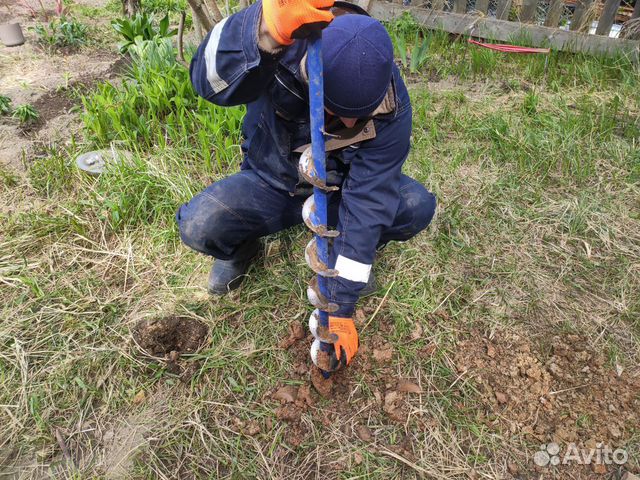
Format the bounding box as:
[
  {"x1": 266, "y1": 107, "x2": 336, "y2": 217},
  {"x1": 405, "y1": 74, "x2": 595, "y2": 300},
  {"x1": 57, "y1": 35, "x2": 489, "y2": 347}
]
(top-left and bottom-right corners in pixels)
[{"x1": 468, "y1": 38, "x2": 551, "y2": 54}]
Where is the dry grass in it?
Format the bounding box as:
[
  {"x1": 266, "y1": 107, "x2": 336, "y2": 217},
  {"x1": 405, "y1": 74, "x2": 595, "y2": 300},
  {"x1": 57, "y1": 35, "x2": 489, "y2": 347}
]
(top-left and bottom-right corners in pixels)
[{"x1": 621, "y1": 18, "x2": 640, "y2": 40}]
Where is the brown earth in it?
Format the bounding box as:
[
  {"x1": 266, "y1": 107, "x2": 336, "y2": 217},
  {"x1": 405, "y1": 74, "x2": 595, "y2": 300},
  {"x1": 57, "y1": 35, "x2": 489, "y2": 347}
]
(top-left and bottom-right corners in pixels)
[
  {"x1": 270, "y1": 309, "x2": 428, "y2": 455},
  {"x1": 133, "y1": 315, "x2": 209, "y2": 358},
  {"x1": 454, "y1": 331, "x2": 640, "y2": 478},
  {"x1": 269, "y1": 313, "x2": 640, "y2": 477},
  {"x1": 0, "y1": 0, "x2": 122, "y2": 171}
]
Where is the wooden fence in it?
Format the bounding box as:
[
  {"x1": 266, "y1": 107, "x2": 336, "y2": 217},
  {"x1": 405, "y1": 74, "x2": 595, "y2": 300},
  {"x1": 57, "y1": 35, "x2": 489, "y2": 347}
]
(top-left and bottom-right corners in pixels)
[{"x1": 362, "y1": 0, "x2": 640, "y2": 58}]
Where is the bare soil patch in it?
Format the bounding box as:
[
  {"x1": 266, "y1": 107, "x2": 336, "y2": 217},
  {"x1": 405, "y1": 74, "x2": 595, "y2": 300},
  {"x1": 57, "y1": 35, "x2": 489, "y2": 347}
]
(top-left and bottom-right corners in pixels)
[
  {"x1": 454, "y1": 331, "x2": 640, "y2": 476},
  {"x1": 0, "y1": 5, "x2": 128, "y2": 171},
  {"x1": 20, "y1": 56, "x2": 130, "y2": 135},
  {"x1": 271, "y1": 311, "x2": 430, "y2": 456},
  {"x1": 269, "y1": 314, "x2": 640, "y2": 476},
  {"x1": 133, "y1": 316, "x2": 209, "y2": 357}
]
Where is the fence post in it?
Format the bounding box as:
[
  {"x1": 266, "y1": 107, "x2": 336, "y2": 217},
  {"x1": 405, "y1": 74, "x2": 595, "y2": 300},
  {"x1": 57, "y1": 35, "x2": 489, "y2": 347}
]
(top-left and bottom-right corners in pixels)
[
  {"x1": 544, "y1": 0, "x2": 565, "y2": 27},
  {"x1": 453, "y1": 0, "x2": 467, "y2": 13},
  {"x1": 520, "y1": 0, "x2": 539, "y2": 22},
  {"x1": 570, "y1": 0, "x2": 595, "y2": 31},
  {"x1": 496, "y1": 0, "x2": 513, "y2": 19},
  {"x1": 595, "y1": 0, "x2": 621, "y2": 35},
  {"x1": 632, "y1": 0, "x2": 640, "y2": 19},
  {"x1": 474, "y1": 0, "x2": 489, "y2": 14}
]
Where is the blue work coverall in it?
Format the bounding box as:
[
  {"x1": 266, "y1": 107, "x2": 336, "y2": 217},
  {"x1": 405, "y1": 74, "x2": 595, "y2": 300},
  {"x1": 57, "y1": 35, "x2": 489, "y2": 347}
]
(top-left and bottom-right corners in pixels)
[{"x1": 177, "y1": 1, "x2": 436, "y2": 316}]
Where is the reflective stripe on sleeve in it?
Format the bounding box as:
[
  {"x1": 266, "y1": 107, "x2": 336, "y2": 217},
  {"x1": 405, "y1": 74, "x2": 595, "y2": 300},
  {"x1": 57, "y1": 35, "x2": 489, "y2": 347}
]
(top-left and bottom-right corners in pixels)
[
  {"x1": 335, "y1": 255, "x2": 372, "y2": 284},
  {"x1": 204, "y1": 17, "x2": 230, "y2": 94}
]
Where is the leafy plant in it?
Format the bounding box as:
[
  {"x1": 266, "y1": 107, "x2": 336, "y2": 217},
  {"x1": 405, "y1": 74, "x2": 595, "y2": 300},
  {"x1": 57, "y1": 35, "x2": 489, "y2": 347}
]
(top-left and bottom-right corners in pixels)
[
  {"x1": 12, "y1": 104, "x2": 39, "y2": 125},
  {"x1": 0, "y1": 95, "x2": 12, "y2": 115},
  {"x1": 32, "y1": 17, "x2": 88, "y2": 50},
  {"x1": 392, "y1": 30, "x2": 430, "y2": 74},
  {"x1": 409, "y1": 33, "x2": 430, "y2": 74},
  {"x1": 128, "y1": 36, "x2": 176, "y2": 72},
  {"x1": 111, "y1": 13, "x2": 177, "y2": 54},
  {"x1": 81, "y1": 43, "x2": 244, "y2": 172},
  {"x1": 392, "y1": 30, "x2": 408, "y2": 69}
]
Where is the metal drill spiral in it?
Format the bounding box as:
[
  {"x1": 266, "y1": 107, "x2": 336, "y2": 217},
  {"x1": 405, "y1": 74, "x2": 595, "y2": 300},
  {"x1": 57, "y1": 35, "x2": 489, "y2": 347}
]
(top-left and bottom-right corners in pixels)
[{"x1": 301, "y1": 37, "x2": 341, "y2": 376}]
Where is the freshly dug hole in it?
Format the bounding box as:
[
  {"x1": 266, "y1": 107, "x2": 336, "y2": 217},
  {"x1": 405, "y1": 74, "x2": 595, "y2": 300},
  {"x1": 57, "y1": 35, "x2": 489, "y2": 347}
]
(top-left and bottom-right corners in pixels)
[{"x1": 133, "y1": 316, "x2": 208, "y2": 357}]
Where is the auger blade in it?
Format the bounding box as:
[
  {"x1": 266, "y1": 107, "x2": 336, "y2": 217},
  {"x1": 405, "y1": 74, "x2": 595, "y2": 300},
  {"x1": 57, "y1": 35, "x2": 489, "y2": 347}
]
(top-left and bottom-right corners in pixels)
[
  {"x1": 298, "y1": 147, "x2": 339, "y2": 192},
  {"x1": 306, "y1": 276, "x2": 339, "y2": 313},
  {"x1": 304, "y1": 238, "x2": 339, "y2": 277},
  {"x1": 302, "y1": 196, "x2": 340, "y2": 238},
  {"x1": 308, "y1": 309, "x2": 339, "y2": 343}
]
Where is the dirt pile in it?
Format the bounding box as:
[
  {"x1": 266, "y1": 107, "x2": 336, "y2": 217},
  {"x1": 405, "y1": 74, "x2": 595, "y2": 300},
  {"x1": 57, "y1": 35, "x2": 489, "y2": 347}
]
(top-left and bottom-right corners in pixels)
[
  {"x1": 271, "y1": 314, "x2": 428, "y2": 453},
  {"x1": 454, "y1": 332, "x2": 640, "y2": 466}
]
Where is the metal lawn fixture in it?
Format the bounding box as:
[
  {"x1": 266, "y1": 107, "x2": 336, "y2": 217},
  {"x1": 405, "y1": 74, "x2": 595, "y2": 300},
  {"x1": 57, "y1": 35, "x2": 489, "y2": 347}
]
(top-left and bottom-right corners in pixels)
[{"x1": 301, "y1": 35, "x2": 340, "y2": 377}]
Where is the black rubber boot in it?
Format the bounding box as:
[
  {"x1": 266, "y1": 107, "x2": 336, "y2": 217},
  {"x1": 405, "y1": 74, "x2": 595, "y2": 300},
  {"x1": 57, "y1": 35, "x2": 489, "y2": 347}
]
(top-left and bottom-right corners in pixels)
[
  {"x1": 208, "y1": 241, "x2": 261, "y2": 295},
  {"x1": 359, "y1": 272, "x2": 377, "y2": 297}
]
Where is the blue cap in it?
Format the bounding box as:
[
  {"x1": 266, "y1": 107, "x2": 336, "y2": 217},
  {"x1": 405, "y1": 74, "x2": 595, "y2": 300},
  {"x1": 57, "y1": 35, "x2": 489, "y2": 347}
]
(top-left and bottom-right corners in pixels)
[{"x1": 321, "y1": 15, "x2": 394, "y2": 119}]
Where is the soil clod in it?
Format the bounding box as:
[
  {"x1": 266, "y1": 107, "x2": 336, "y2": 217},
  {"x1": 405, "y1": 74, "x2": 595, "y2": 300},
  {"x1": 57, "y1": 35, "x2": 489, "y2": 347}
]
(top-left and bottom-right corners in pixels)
[
  {"x1": 278, "y1": 320, "x2": 306, "y2": 349},
  {"x1": 310, "y1": 366, "x2": 333, "y2": 398},
  {"x1": 355, "y1": 424, "x2": 373, "y2": 442}
]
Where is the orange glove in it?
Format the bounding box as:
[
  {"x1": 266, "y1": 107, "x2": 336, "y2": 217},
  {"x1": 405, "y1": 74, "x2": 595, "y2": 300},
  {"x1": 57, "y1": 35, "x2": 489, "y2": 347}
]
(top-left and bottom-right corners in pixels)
[
  {"x1": 262, "y1": 0, "x2": 335, "y2": 46},
  {"x1": 328, "y1": 315, "x2": 359, "y2": 367}
]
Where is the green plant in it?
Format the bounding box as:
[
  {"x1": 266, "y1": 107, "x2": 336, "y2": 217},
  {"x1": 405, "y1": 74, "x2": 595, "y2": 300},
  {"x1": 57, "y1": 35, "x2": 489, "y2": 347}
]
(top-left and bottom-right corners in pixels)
[
  {"x1": 32, "y1": 17, "x2": 88, "y2": 50},
  {"x1": 0, "y1": 95, "x2": 12, "y2": 115},
  {"x1": 392, "y1": 30, "x2": 408, "y2": 69},
  {"x1": 81, "y1": 43, "x2": 244, "y2": 171},
  {"x1": 128, "y1": 36, "x2": 176, "y2": 72},
  {"x1": 469, "y1": 44, "x2": 499, "y2": 77},
  {"x1": 390, "y1": 19, "x2": 431, "y2": 74},
  {"x1": 0, "y1": 163, "x2": 19, "y2": 190},
  {"x1": 409, "y1": 33, "x2": 430, "y2": 74},
  {"x1": 142, "y1": 0, "x2": 187, "y2": 13},
  {"x1": 522, "y1": 90, "x2": 539, "y2": 115},
  {"x1": 12, "y1": 104, "x2": 39, "y2": 125},
  {"x1": 111, "y1": 13, "x2": 177, "y2": 54}
]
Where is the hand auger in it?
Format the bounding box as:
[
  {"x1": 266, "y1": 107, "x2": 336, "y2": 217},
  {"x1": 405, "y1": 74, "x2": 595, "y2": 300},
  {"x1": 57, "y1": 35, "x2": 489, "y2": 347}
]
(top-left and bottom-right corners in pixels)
[{"x1": 300, "y1": 35, "x2": 341, "y2": 377}]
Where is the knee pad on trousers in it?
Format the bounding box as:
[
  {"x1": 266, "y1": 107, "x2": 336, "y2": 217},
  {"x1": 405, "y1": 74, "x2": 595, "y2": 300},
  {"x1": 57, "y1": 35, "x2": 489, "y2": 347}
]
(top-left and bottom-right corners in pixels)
[
  {"x1": 404, "y1": 185, "x2": 437, "y2": 237},
  {"x1": 176, "y1": 201, "x2": 231, "y2": 258}
]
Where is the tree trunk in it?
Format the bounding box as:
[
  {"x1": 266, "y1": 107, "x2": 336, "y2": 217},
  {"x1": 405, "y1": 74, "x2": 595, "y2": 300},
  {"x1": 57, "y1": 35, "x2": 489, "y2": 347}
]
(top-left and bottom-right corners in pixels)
[
  {"x1": 122, "y1": 0, "x2": 141, "y2": 17},
  {"x1": 186, "y1": 0, "x2": 214, "y2": 32},
  {"x1": 193, "y1": 14, "x2": 204, "y2": 41},
  {"x1": 205, "y1": 0, "x2": 224, "y2": 22}
]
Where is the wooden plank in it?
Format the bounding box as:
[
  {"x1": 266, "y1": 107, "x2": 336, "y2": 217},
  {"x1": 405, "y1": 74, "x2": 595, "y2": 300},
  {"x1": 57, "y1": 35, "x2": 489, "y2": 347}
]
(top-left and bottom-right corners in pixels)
[
  {"x1": 520, "y1": 0, "x2": 539, "y2": 22},
  {"x1": 369, "y1": 2, "x2": 640, "y2": 58},
  {"x1": 544, "y1": 0, "x2": 565, "y2": 27},
  {"x1": 570, "y1": 0, "x2": 595, "y2": 31},
  {"x1": 474, "y1": 0, "x2": 489, "y2": 14},
  {"x1": 453, "y1": 0, "x2": 467, "y2": 13},
  {"x1": 595, "y1": 0, "x2": 622, "y2": 35},
  {"x1": 496, "y1": 0, "x2": 513, "y2": 19}
]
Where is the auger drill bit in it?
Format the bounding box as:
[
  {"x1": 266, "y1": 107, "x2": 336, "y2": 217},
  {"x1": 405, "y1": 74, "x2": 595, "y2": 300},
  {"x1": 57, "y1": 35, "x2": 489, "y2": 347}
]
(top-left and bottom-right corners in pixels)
[{"x1": 303, "y1": 34, "x2": 340, "y2": 377}]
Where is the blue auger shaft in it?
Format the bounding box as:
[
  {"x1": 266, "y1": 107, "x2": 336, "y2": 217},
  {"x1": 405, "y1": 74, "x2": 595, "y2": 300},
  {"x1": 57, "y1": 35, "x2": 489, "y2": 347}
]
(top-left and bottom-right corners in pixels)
[{"x1": 307, "y1": 35, "x2": 332, "y2": 377}]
